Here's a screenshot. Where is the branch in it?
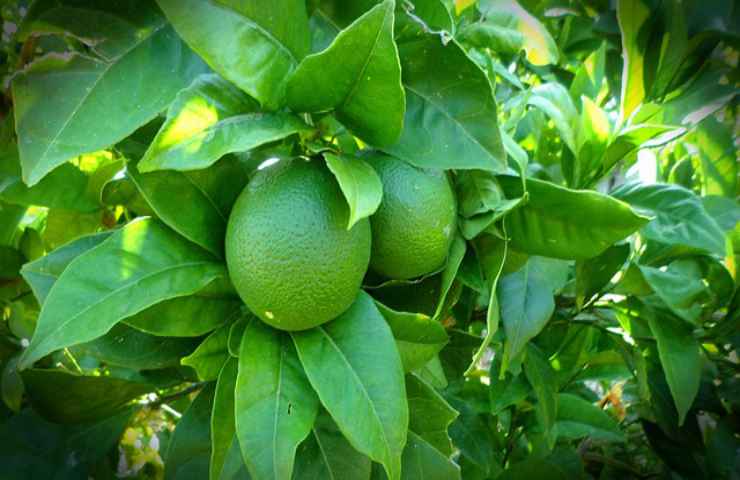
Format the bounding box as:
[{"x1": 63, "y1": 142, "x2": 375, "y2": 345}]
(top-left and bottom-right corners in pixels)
[{"x1": 149, "y1": 382, "x2": 208, "y2": 409}]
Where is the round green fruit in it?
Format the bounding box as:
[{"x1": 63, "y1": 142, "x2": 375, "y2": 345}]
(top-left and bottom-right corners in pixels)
[
  {"x1": 368, "y1": 154, "x2": 457, "y2": 280},
  {"x1": 224, "y1": 159, "x2": 371, "y2": 331}
]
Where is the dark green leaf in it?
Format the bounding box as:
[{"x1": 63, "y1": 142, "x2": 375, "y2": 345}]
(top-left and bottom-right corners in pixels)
[
  {"x1": 157, "y1": 0, "x2": 310, "y2": 109},
  {"x1": 139, "y1": 74, "x2": 310, "y2": 172},
  {"x1": 22, "y1": 368, "x2": 152, "y2": 424},
  {"x1": 211, "y1": 358, "x2": 239, "y2": 480},
  {"x1": 292, "y1": 291, "x2": 408, "y2": 480},
  {"x1": 20, "y1": 218, "x2": 227, "y2": 368},
  {"x1": 287, "y1": 1, "x2": 404, "y2": 146},
  {"x1": 498, "y1": 175, "x2": 649, "y2": 260},
  {"x1": 638, "y1": 261, "x2": 707, "y2": 324},
  {"x1": 554, "y1": 393, "x2": 624, "y2": 442},
  {"x1": 523, "y1": 345, "x2": 558, "y2": 446},
  {"x1": 407, "y1": 374, "x2": 458, "y2": 457},
  {"x1": 293, "y1": 411, "x2": 372, "y2": 480},
  {"x1": 575, "y1": 243, "x2": 630, "y2": 308},
  {"x1": 647, "y1": 312, "x2": 702, "y2": 425},
  {"x1": 382, "y1": 35, "x2": 505, "y2": 172},
  {"x1": 694, "y1": 116, "x2": 737, "y2": 198},
  {"x1": 165, "y1": 384, "x2": 214, "y2": 480},
  {"x1": 75, "y1": 323, "x2": 199, "y2": 370},
  {"x1": 237, "y1": 319, "x2": 319, "y2": 480}
]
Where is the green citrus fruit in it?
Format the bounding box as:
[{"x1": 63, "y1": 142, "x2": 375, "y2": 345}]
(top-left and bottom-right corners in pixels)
[
  {"x1": 225, "y1": 159, "x2": 371, "y2": 331},
  {"x1": 368, "y1": 154, "x2": 457, "y2": 280}
]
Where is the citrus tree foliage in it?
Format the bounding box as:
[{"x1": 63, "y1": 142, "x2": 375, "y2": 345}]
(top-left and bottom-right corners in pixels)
[{"x1": 0, "y1": 0, "x2": 738, "y2": 479}]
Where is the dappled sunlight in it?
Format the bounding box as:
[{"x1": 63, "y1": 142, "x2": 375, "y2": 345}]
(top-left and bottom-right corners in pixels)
[
  {"x1": 117, "y1": 219, "x2": 149, "y2": 281},
  {"x1": 157, "y1": 96, "x2": 220, "y2": 151}
]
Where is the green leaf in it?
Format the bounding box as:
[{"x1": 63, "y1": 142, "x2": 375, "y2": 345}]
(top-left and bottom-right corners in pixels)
[
  {"x1": 382, "y1": 35, "x2": 506, "y2": 172},
  {"x1": 497, "y1": 457, "x2": 569, "y2": 480},
  {"x1": 211, "y1": 358, "x2": 239, "y2": 480},
  {"x1": 433, "y1": 234, "x2": 466, "y2": 319},
  {"x1": 694, "y1": 116, "x2": 737, "y2": 198},
  {"x1": 74, "y1": 323, "x2": 199, "y2": 371},
  {"x1": 395, "y1": 0, "x2": 454, "y2": 41},
  {"x1": 406, "y1": 374, "x2": 458, "y2": 457},
  {"x1": 294, "y1": 410, "x2": 372, "y2": 480},
  {"x1": 555, "y1": 393, "x2": 624, "y2": 442},
  {"x1": 287, "y1": 0, "x2": 405, "y2": 146},
  {"x1": 156, "y1": 0, "x2": 310, "y2": 109},
  {"x1": 13, "y1": 3, "x2": 206, "y2": 185},
  {"x1": 569, "y1": 43, "x2": 607, "y2": 102},
  {"x1": 376, "y1": 301, "x2": 449, "y2": 372},
  {"x1": 236, "y1": 319, "x2": 319, "y2": 480},
  {"x1": 638, "y1": 261, "x2": 707, "y2": 324},
  {"x1": 139, "y1": 74, "x2": 310, "y2": 172},
  {"x1": 526, "y1": 83, "x2": 578, "y2": 153},
  {"x1": 292, "y1": 291, "x2": 408, "y2": 480},
  {"x1": 498, "y1": 175, "x2": 648, "y2": 260},
  {"x1": 466, "y1": 236, "x2": 506, "y2": 376},
  {"x1": 324, "y1": 153, "x2": 383, "y2": 229},
  {"x1": 617, "y1": 0, "x2": 651, "y2": 119},
  {"x1": 130, "y1": 155, "x2": 249, "y2": 256},
  {"x1": 21, "y1": 368, "x2": 153, "y2": 424},
  {"x1": 499, "y1": 257, "x2": 567, "y2": 372},
  {"x1": 124, "y1": 294, "x2": 241, "y2": 337},
  {"x1": 20, "y1": 232, "x2": 113, "y2": 305},
  {"x1": 0, "y1": 150, "x2": 100, "y2": 212},
  {"x1": 647, "y1": 312, "x2": 702, "y2": 425},
  {"x1": 611, "y1": 182, "x2": 726, "y2": 256},
  {"x1": 1, "y1": 356, "x2": 23, "y2": 413},
  {"x1": 181, "y1": 324, "x2": 230, "y2": 381},
  {"x1": 398, "y1": 431, "x2": 462, "y2": 480},
  {"x1": 228, "y1": 317, "x2": 248, "y2": 357},
  {"x1": 165, "y1": 384, "x2": 214, "y2": 480},
  {"x1": 523, "y1": 345, "x2": 558, "y2": 446},
  {"x1": 465, "y1": 0, "x2": 559, "y2": 66},
  {"x1": 20, "y1": 218, "x2": 227, "y2": 369},
  {"x1": 575, "y1": 243, "x2": 630, "y2": 308}
]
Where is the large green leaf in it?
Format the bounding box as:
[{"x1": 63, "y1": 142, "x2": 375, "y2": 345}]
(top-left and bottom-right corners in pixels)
[
  {"x1": 236, "y1": 319, "x2": 319, "y2": 480},
  {"x1": 324, "y1": 153, "x2": 383, "y2": 229},
  {"x1": 130, "y1": 155, "x2": 249, "y2": 256},
  {"x1": 611, "y1": 182, "x2": 726, "y2": 256},
  {"x1": 293, "y1": 411, "x2": 372, "y2": 480},
  {"x1": 292, "y1": 291, "x2": 408, "y2": 480},
  {"x1": 157, "y1": 0, "x2": 310, "y2": 109},
  {"x1": 376, "y1": 302, "x2": 449, "y2": 372},
  {"x1": 74, "y1": 323, "x2": 199, "y2": 371},
  {"x1": 21, "y1": 368, "x2": 153, "y2": 424},
  {"x1": 382, "y1": 35, "x2": 505, "y2": 171},
  {"x1": 12, "y1": 2, "x2": 206, "y2": 185},
  {"x1": 647, "y1": 312, "x2": 702, "y2": 425},
  {"x1": 181, "y1": 324, "x2": 230, "y2": 381},
  {"x1": 20, "y1": 231, "x2": 112, "y2": 305},
  {"x1": 287, "y1": 0, "x2": 404, "y2": 146},
  {"x1": 616, "y1": 0, "x2": 651, "y2": 119},
  {"x1": 139, "y1": 74, "x2": 310, "y2": 172},
  {"x1": 398, "y1": 431, "x2": 462, "y2": 480},
  {"x1": 499, "y1": 257, "x2": 567, "y2": 372},
  {"x1": 464, "y1": 0, "x2": 559, "y2": 66},
  {"x1": 523, "y1": 345, "x2": 558, "y2": 447},
  {"x1": 19, "y1": 218, "x2": 227, "y2": 369},
  {"x1": 498, "y1": 175, "x2": 648, "y2": 260},
  {"x1": 554, "y1": 393, "x2": 624, "y2": 442},
  {"x1": 165, "y1": 384, "x2": 214, "y2": 480}
]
